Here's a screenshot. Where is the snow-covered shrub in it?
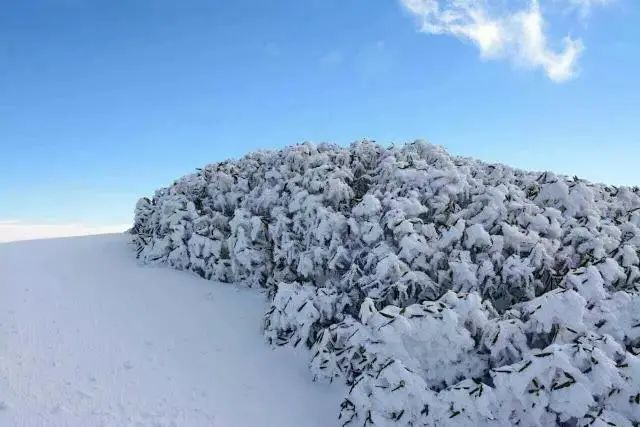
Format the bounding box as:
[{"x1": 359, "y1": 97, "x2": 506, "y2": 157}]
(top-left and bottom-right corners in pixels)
[{"x1": 132, "y1": 141, "x2": 640, "y2": 425}]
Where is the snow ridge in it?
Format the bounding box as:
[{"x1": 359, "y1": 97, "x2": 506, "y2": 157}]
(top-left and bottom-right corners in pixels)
[{"x1": 132, "y1": 141, "x2": 640, "y2": 426}]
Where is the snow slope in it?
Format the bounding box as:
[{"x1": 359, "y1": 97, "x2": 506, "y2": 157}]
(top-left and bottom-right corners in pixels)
[{"x1": 0, "y1": 234, "x2": 343, "y2": 426}]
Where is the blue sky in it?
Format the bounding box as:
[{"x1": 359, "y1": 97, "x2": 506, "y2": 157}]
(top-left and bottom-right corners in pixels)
[{"x1": 1, "y1": 0, "x2": 639, "y2": 228}]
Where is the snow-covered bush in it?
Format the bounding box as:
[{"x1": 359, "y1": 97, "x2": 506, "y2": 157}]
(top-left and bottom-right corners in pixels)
[{"x1": 132, "y1": 141, "x2": 640, "y2": 425}]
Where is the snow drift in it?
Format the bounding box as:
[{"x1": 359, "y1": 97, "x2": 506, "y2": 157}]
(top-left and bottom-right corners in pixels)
[{"x1": 132, "y1": 141, "x2": 640, "y2": 426}]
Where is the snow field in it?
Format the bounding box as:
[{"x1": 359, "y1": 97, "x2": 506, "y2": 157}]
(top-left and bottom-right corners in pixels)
[{"x1": 0, "y1": 234, "x2": 343, "y2": 426}]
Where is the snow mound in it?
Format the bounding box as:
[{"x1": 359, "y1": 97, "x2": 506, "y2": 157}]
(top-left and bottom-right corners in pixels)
[{"x1": 132, "y1": 141, "x2": 640, "y2": 426}]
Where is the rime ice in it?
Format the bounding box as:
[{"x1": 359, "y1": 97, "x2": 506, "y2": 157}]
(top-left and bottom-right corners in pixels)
[{"x1": 133, "y1": 141, "x2": 640, "y2": 426}]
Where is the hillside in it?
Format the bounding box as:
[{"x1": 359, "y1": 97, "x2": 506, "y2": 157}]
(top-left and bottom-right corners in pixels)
[
  {"x1": 0, "y1": 235, "x2": 342, "y2": 426},
  {"x1": 132, "y1": 141, "x2": 640, "y2": 426}
]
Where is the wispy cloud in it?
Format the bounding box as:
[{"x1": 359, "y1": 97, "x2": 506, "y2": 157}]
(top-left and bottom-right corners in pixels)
[
  {"x1": 567, "y1": 0, "x2": 611, "y2": 18},
  {"x1": 0, "y1": 220, "x2": 130, "y2": 243},
  {"x1": 399, "y1": 0, "x2": 610, "y2": 82}
]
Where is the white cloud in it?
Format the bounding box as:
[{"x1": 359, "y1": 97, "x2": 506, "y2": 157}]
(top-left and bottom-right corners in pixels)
[
  {"x1": 400, "y1": 0, "x2": 608, "y2": 82},
  {"x1": 0, "y1": 220, "x2": 130, "y2": 243}
]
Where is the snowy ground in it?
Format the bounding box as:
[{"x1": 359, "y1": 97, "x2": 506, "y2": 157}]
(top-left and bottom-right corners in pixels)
[{"x1": 0, "y1": 234, "x2": 343, "y2": 427}]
